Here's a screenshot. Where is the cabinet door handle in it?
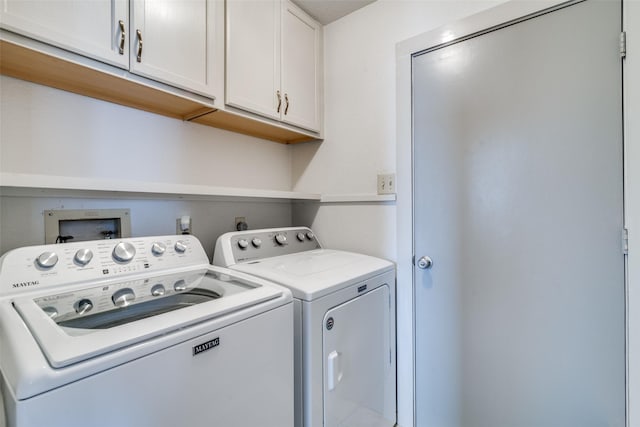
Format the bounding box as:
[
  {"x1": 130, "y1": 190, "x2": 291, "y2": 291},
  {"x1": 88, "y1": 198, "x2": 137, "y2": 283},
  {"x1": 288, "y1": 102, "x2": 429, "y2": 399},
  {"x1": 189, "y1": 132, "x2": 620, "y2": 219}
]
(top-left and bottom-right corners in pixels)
[
  {"x1": 136, "y1": 29, "x2": 143, "y2": 62},
  {"x1": 118, "y1": 20, "x2": 126, "y2": 55},
  {"x1": 276, "y1": 90, "x2": 282, "y2": 113},
  {"x1": 284, "y1": 93, "x2": 289, "y2": 115}
]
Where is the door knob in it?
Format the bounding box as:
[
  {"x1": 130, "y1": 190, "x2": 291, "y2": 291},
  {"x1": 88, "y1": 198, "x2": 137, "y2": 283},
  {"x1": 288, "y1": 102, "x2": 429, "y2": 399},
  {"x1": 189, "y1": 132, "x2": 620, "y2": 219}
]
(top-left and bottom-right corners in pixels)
[{"x1": 417, "y1": 256, "x2": 433, "y2": 269}]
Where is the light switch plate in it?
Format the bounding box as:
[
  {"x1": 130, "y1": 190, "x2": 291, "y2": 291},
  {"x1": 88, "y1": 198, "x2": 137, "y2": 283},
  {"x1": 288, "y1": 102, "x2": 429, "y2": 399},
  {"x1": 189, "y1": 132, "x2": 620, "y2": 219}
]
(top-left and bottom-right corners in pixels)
[{"x1": 377, "y1": 173, "x2": 396, "y2": 195}]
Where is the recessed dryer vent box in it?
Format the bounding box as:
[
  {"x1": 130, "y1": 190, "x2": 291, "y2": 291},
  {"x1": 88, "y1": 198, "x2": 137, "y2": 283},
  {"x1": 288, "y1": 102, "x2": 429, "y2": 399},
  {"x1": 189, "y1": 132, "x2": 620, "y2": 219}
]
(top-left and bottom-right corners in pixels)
[{"x1": 44, "y1": 209, "x2": 131, "y2": 244}]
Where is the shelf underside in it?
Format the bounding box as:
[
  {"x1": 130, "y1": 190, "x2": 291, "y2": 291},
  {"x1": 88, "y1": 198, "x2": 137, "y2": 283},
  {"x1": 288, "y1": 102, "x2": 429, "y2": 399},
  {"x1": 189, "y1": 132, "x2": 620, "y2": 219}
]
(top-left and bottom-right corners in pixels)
[{"x1": 0, "y1": 38, "x2": 318, "y2": 144}]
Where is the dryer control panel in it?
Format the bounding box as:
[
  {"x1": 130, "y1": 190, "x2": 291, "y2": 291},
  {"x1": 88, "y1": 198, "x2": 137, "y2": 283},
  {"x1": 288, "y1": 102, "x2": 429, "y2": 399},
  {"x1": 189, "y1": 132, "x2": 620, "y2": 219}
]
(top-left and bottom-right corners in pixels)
[
  {"x1": 0, "y1": 235, "x2": 209, "y2": 296},
  {"x1": 213, "y1": 227, "x2": 321, "y2": 266}
]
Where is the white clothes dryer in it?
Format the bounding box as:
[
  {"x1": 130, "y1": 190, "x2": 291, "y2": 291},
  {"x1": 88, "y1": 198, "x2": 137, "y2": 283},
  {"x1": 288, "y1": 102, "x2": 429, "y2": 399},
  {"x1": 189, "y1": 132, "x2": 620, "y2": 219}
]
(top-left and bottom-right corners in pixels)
[
  {"x1": 0, "y1": 235, "x2": 293, "y2": 427},
  {"x1": 213, "y1": 227, "x2": 396, "y2": 427}
]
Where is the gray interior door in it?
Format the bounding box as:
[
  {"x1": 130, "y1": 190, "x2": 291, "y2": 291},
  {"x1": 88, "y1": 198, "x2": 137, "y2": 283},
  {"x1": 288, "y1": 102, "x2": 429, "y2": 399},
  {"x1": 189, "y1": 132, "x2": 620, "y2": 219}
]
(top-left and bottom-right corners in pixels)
[{"x1": 412, "y1": 1, "x2": 625, "y2": 426}]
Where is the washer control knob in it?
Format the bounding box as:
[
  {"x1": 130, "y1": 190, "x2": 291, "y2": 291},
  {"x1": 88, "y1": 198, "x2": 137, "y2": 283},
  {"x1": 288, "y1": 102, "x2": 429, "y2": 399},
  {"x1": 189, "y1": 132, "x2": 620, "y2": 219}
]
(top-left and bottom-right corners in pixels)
[
  {"x1": 306, "y1": 231, "x2": 315, "y2": 240},
  {"x1": 42, "y1": 306, "x2": 58, "y2": 319},
  {"x1": 113, "y1": 242, "x2": 136, "y2": 263},
  {"x1": 151, "y1": 284, "x2": 166, "y2": 297},
  {"x1": 74, "y1": 249, "x2": 93, "y2": 266},
  {"x1": 237, "y1": 239, "x2": 249, "y2": 249},
  {"x1": 151, "y1": 242, "x2": 166, "y2": 256},
  {"x1": 252, "y1": 238, "x2": 262, "y2": 248},
  {"x1": 296, "y1": 232, "x2": 305, "y2": 242},
  {"x1": 112, "y1": 288, "x2": 135, "y2": 307},
  {"x1": 275, "y1": 234, "x2": 287, "y2": 246},
  {"x1": 174, "y1": 240, "x2": 187, "y2": 253},
  {"x1": 36, "y1": 251, "x2": 58, "y2": 269},
  {"x1": 75, "y1": 299, "x2": 94, "y2": 315},
  {"x1": 174, "y1": 279, "x2": 187, "y2": 291}
]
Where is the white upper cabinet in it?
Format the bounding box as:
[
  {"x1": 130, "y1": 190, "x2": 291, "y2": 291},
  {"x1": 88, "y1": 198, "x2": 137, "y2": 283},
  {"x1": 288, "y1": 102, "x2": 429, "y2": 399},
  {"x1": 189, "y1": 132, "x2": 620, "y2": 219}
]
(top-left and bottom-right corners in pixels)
[
  {"x1": 1, "y1": 0, "x2": 319, "y2": 141},
  {"x1": 130, "y1": 0, "x2": 220, "y2": 97},
  {"x1": 225, "y1": 0, "x2": 281, "y2": 121},
  {"x1": 0, "y1": 0, "x2": 129, "y2": 68},
  {"x1": 226, "y1": 0, "x2": 321, "y2": 133},
  {"x1": 1, "y1": 0, "x2": 222, "y2": 98},
  {"x1": 281, "y1": 1, "x2": 320, "y2": 132}
]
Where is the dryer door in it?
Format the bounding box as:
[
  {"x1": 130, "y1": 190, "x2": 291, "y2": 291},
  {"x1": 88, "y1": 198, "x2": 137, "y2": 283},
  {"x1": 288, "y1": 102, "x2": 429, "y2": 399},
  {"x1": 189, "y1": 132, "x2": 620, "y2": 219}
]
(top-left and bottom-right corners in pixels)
[{"x1": 322, "y1": 285, "x2": 394, "y2": 427}]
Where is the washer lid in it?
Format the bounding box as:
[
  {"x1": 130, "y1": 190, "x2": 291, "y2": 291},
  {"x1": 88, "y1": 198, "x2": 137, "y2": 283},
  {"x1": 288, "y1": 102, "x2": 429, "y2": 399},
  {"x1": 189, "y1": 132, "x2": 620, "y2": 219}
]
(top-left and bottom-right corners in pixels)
[
  {"x1": 12, "y1": 268, "x2": 284, "y2": 368},
  {"x1": 231, "y1": 249, "x2": 394, "y2": 301}
]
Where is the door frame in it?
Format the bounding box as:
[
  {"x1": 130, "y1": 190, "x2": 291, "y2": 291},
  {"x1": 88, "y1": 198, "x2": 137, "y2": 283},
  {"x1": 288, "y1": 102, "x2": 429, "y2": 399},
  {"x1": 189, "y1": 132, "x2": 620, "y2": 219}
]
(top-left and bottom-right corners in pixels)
[{"x1": 395, "y1": 1, "x2": 632, "y2": 426}]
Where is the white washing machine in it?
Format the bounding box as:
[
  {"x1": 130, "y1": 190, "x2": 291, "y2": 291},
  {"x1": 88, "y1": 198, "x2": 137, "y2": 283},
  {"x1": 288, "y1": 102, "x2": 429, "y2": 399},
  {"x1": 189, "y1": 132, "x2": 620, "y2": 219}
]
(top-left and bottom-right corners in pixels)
[
  {"x1": 213, "y1": 227, "x2": 396, "y2": 427},
  {"x1": 0, "y1": 235, "x2": 294, "y2": 427}
]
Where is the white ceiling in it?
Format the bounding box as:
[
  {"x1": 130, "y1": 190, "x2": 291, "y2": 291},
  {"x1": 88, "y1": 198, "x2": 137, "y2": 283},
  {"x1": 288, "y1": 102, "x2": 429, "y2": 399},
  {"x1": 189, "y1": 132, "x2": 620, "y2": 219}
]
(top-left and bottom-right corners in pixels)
[{"x1": 293, "y1": 0, "x2": 376, "y2": 25}]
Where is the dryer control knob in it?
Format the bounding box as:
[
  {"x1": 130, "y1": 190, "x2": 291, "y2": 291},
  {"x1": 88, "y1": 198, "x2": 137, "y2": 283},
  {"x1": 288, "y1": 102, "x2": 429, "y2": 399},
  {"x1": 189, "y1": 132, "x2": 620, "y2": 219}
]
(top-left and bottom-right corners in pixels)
[
  {"x1": 252, "y1": 238, "x2": 262, "y2": 248},
  {"x1": 36, "y1": 251, "x2": 58, "y2": 269},
  {"x1": 113, "y1": 242, "x2": 136, "y2": 263},
  {"x1": 275, "y1": 234, "x2": 287, "y2": 246},
  {"x1": 237, "y1": 239, "x2": 249, "y2": 249},
  {"x1": 74, "y1": 249, "x2": 93, "y2": 266},
  {"x1": 75, "y1": 299, "x2": 94, "y2": 315},
  {"x1": 151, "y1": 242, "x2": 166, "y2": 256},
  {"x1": 306, "y1": 231, "x2": 315, "y2": 240},
  {"x1": 174, "y1": 241, "x2": 187, "y2": 253},
  {"x1": 112, "y1": 288, "x2": 135, "y2": 307},
  {"x1": 296, "y1": 232, "x2": 305, "y2": 242}
]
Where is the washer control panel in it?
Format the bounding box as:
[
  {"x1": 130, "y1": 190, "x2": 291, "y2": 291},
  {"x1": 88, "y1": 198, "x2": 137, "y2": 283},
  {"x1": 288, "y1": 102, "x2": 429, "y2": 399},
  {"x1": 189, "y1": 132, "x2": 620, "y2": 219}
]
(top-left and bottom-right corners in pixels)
[
  {"x1": 0, "y1": 235, "x2": 209, "y2": 296},
  {"x1": 213, "y1": 227, "x2": 321, "y2": 265},
  {"x1": 31, "y1": 269, "x2": 206, "y2": 324}
]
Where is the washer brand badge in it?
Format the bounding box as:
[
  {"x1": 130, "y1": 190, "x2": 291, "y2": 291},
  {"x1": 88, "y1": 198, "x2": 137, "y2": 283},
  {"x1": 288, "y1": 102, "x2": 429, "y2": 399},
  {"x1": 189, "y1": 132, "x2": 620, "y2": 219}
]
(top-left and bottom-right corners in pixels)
[
  {"x1": 193, "y1": 337, "x2": 220, "y2": 356},
  {"x1": 326, "y1": 317, "x2": 334, "y2": 330},
  {"x1": 12, "y1": 280, "x2": 39, "y2": 289}
]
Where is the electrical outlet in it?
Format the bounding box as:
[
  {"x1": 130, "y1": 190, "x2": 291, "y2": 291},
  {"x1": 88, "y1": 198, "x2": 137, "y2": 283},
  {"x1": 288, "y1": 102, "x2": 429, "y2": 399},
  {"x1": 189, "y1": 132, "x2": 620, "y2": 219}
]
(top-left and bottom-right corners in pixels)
[
  {"x1": 176, "y1": 216, "x2": 192, "y2": 235},
  {"x1": 235, "y1": 217, "x2": 248, "y2": 231},
  {"x1": 377, "y1": 173, "x2": 396, "y2": 195}
]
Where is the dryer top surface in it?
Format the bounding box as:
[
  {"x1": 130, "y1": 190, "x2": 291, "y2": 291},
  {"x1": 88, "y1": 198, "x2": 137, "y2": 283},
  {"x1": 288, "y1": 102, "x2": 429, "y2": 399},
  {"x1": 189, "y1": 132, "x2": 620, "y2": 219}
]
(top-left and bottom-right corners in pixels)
[{"x1": 230, "y1": 249, "x2": 394, "y2": 301}]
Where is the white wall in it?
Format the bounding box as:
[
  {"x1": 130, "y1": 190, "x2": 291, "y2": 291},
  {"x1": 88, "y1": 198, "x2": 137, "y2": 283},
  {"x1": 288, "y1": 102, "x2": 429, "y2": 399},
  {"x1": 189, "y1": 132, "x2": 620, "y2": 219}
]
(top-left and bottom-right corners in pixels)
[
  {"x1": 0, "y1": 76, "x2": 292, "y2": 191},
  {"x1": 292, "y1": 201, "x2": 396, "y2": 258},
  {"x1": 0, "y1": 75, "x2": 297, "y2": 261},
  {"x1": 294, "y1": 0, "x2": 503, "y2": 195}
]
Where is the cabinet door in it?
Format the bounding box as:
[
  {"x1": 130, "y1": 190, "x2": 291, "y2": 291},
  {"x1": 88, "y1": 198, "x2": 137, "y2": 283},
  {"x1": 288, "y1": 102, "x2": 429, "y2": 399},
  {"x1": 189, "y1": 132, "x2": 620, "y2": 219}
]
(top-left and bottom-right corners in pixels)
[
  {"x1": 130, "y1": 0, "x2": 218, "y2": 97},
  {"x1": 0, "y1": 0, "x2": 128, "y2": 68},
  {"x1": 225, "y1": 0, "x2": 281, "y2": 120},
  {"x1": 281, "y1": 1, "x2": 320, "y2": 132}
]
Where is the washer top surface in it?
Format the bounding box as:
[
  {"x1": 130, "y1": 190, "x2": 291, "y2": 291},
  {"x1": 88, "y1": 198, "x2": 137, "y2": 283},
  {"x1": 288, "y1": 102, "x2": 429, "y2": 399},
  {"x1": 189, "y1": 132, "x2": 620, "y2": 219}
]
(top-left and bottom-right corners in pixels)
[
  {"x1": 214, "y1": 228, "x2": 394, "y2": 300},
  {"x1": 11, "y1": 267, "x2": 281, "y2": 369}
]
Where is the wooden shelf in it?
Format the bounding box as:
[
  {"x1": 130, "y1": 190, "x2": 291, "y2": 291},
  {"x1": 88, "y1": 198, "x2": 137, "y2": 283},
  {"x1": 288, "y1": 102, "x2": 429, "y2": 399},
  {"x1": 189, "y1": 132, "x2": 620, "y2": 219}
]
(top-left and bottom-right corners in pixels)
[
  {"x1": 0, "y1": 38, "x2": 214, "y2": 120},
  {"x1": 0, "y1": 33, "x2": 320, "y2": 144},
  {"x1": 0, "y1": 173, "x2": 322, "y2": 202},
  {"x1": 189, "y1": 109, "x2": 317, "y2": 144}
]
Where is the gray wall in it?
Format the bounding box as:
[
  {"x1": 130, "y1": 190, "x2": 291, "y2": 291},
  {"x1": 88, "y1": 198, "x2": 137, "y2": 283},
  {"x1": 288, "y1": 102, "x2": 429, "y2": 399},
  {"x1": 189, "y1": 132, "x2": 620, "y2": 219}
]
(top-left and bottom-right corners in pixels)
[{"x1": 0, "y1": 194, "x2": 296, "y2": 260}]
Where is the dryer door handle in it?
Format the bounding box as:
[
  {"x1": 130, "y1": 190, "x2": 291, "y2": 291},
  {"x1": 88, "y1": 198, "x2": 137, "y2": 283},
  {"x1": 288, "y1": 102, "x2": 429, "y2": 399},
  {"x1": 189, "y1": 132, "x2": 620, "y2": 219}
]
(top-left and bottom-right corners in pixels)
[{"x1": 327, "y1": 350, "x2": 342, "y2": 391}]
